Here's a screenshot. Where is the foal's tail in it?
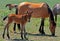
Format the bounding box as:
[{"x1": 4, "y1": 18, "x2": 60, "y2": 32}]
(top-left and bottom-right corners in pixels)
[{"x1": 3, "y1": 16, "x2": 8, "y2": 21}]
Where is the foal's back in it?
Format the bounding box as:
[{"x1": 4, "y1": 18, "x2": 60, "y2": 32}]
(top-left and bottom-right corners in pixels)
[{"x1": 8, "y1": 14, "x2": 27, "y2": 24}]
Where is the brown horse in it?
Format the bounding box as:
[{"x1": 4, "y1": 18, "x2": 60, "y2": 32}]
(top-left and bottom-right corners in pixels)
[
  {"x1": 2, "y1": 11, "x2": 33, "y2": 40},
  {"x1": 5, "y1": 2, "x2": 56, "y2": 36},
  {"x1": 17, "y1": 2, "x2": 56, "y2": 36},
  {"x1": 53, "y1": 3, "x2": 60, "y2": 22}
]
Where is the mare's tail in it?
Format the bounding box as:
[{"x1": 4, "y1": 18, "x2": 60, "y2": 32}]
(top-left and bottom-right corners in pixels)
[{"x1": 3, "y1": 16, "x2": 8, "y2": 21}]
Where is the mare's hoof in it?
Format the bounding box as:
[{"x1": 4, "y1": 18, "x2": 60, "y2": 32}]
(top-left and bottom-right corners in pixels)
[
  {"x1": 52, "y1": 34, "x2": 55, "y2": 36},
  {"x1": 2, "y1": 34, "x2": 4, "y2": 39}
]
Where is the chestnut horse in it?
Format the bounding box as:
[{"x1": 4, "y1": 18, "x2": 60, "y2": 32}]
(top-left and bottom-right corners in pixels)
[
  {"x1": 53, "y1": 3, "x2": 60, "y2": 22},
  {"x1": 5, "y1": 2, "x2": 56, "y2": 36},
  {"x1": 2, "y1": 11, "x2": 33, "y2": 40}
]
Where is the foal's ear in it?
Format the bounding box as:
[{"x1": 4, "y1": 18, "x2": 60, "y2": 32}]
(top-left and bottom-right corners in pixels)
[
  {"x1": 30, "y1": 11, "x2": 33, "y2": 14},
  {"x1": 24, "y1": 11, "x2": 28, "y2": 14}
]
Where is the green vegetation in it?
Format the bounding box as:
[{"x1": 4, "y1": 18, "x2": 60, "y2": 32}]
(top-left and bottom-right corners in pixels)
[{"x1": 0, "y1": 0, "x2": 60, "y2": 41}]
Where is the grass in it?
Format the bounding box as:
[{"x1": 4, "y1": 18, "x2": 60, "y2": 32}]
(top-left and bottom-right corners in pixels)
[{"x1": 0, "y1": 0, "x2": 60, "y2": 41}]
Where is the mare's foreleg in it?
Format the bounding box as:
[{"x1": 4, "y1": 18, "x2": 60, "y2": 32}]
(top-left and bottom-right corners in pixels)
[{"x1": 13, "y1": 23, "x2": 20, "y2": 33}]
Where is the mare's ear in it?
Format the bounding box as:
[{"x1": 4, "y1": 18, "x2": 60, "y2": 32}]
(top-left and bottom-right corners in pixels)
[
  {"x1": 15, "y1": 4, "x2": 18, "y2": 8},
  {"x1": 5, "y1": 4, "x2": 11, "y2": 7}
]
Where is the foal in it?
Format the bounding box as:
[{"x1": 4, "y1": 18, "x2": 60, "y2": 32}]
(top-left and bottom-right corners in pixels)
[
  {"x1": 6, "y1": 4, "x2": 20, "y2": 32},
  {"x1": 2, "y1": 11, "x2": 33, "y2": 40}
]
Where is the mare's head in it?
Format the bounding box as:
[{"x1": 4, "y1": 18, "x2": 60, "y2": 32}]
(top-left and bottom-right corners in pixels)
[{"x1": 6, "y1": 4, "x2": 18, "y2": 10}]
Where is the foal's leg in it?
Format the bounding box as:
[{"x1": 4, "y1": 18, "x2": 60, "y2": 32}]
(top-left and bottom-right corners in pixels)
[
  {"x1": 2, "y1": 24, "x2": 7, "y2": 38},
  {"x1": 20, "y1": 25, "x2": 24, "y2": 39},
  {"x1": 2, "y1": 23, "x2": 10, "y2": 39},
  {"x1": 7, "y1": 24, "x2": 10, "y2": 39},
  {"x1": 24, "y1": 26, "x2": 28, "y2": 40},
  {"x1": 39, "y1": 18, "x2": 45, "y2": 34}
]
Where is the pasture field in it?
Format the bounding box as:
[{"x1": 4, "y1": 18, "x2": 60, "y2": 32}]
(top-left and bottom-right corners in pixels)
[{"x1": 0, "y1": 0, "x2": 60, "y2": 41}]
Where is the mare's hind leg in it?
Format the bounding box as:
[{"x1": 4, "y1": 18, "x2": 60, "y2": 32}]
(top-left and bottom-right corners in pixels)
[{"x1": 39, "y1": 18, "x2": 45, "y2": 34}]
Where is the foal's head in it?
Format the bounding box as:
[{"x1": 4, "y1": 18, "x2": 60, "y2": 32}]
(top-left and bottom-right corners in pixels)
[
  {"x1": 6, "y1": 4, "x2": 18, "y2": 10},
  {"x1": 24, "y1": 11, "x2": 33, "y2": 22}
]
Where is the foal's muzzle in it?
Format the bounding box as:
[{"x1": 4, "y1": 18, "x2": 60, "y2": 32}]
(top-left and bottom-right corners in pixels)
[{"x1": 28, "y1": 19, "x2": 30, "y2": 22}]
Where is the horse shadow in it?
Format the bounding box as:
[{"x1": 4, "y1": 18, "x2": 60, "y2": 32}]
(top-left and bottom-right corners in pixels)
[
  {"x1": 27, "y1": 33, "x2": 57, "y2": 37},
  {"x1": 7, "y1": 39, "x2": 33, "y2": 41},
  {"x1": 6, "y1": 32, "x2": 57, "y2": 41},
  {"x1": 15, "y1": 32, "x2": 57, "y2": 37}
]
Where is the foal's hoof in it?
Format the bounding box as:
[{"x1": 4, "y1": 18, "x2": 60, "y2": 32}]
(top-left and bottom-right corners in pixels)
[
  {"x1": 41, "y1": 32, "x2": 45, "y2": 35},
  {"x1": 25, "y1": 37, "x2": 28, "y2": 40},
  {"x1": 7, "y1": 34, "x2": 10, "y2": 39}
]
